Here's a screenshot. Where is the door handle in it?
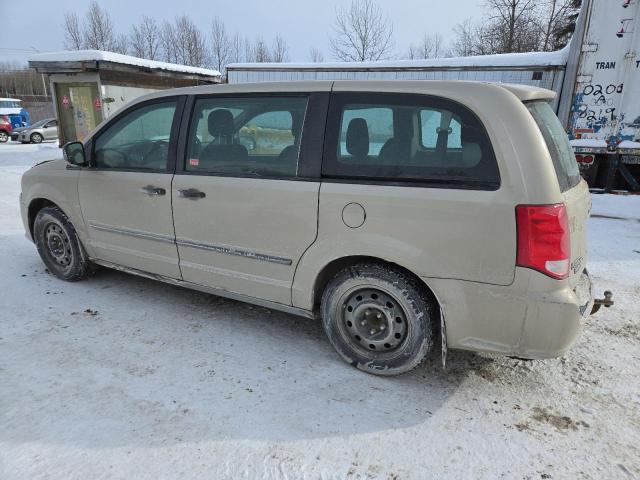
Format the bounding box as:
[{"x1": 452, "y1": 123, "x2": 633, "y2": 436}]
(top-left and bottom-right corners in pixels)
[
  {"x1": 178, "y1": 188, "x2": 206, "y2": 200},
  {"x1": 140, "y1": 185, "x2": 166, "y2": 196}
]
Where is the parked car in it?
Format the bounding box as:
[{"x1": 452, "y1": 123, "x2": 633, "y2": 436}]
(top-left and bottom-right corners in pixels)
[
  {"x1": 17, "y1": 118, "x2": 58, "y2": 144},
  {"x1": 11, "y1": 118, "x2": 53, "y2": 141},
  {"x1": 0, "y1": 114, "x2": 12, "y2": 143},
  {"x1": 20, "y1": 81, "x2": 593, "y2": 375}
]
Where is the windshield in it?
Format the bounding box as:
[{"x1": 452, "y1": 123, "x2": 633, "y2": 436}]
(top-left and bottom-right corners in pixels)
[
  {"x1": 526, "y1": 101, "x2": 581, "y2": 192},
  {"x1": 29, "y1": 118, "x2": 51, "y2": 128}
]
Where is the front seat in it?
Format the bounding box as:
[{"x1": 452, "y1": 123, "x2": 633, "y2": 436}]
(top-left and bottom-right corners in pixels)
[
  {"x1": 345, "y1": 118, "x2": 370, "y2": 163},
  {"x1": 198, "y1": 109, "x2": 248, "y2": 170}
]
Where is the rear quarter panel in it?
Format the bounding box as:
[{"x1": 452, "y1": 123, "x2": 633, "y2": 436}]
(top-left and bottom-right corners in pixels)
[{"x1": 292, "y1": 81, "x2": 565, "y2": 311}]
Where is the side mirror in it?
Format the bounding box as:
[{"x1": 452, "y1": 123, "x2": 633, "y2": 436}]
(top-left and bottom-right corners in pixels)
[{"x1": 63, "y1": 141, "x2": 87, "y2": 166}]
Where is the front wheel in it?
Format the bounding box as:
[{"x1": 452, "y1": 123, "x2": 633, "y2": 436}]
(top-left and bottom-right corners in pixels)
[
  {"x1": 0, "y1": 131, "x2": 8, "y2": 143},
  {"x1": 30, "y1": 132, "x2": 43, "y2": 144},
  {"x1": 33, "y1": 207, "x2": 94, "y2": 281},
  {"x1": 321, "y1": 263, "x2": 435, "y2": 376}
]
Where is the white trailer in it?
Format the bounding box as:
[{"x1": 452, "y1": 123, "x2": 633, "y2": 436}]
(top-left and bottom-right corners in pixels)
[
  {"x1": 564, "y1": 0, "x2": 640, "y2": 191},
  {"x1": 227, "y1": 0, "x2": 640, "y2": 191}
]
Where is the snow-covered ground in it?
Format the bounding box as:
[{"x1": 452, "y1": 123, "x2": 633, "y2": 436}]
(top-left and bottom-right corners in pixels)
[{"x1": 0, "y1": 141, "x2": 638, "y2": 480}]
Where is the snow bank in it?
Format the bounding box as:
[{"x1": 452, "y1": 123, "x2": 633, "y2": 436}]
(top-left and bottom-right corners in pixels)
[
  {"x1": 28, "y1": 50, "x2": 221, "y2": 78},
  {"x1": 228, "y1": 45, "x2": 570, "y2": 71}
]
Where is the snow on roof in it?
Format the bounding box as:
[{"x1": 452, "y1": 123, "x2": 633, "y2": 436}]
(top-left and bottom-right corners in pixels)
[
  {"x1": 228, "y1": 45, "x2": 570, "y2": 71},
  {"x1": 570, "y1": 139, "x2": 608, "y2": 148},
  {"x1": 618, "y1": 140, "x2": 640, "y2": 149},
  {"x1": 0, "y1": 98, "x2": 21, "y2": 102},
  {"x1": 28, "y1": 50, "x2": 221, "y2": 78}
]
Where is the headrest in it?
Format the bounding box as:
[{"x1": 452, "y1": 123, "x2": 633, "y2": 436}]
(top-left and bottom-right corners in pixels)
[
  {"x1": 208, "y1": 109, "x2": 234, "y2": 138},
  {"x1": 346, "y1": 118, "x2": 369, "y2": 157},
  {"x1": 461, "y1": 126, "x2": 483, "y2": 167},
  {"x1": 393, "y1": 110, "x2": 413, "y2": 141}
]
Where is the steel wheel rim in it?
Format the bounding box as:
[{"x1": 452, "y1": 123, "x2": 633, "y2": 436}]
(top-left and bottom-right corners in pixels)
[
  {"x1": 45, "y1": 223, "x2": 73, "y2": 267},
  {"x1": 339, "y1": 287, "x2": 408, "y2": 354}
]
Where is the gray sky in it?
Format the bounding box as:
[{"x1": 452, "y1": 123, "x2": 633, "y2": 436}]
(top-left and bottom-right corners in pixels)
[{"x1": 0, "y1": 0, "x2": 485, "y2": 64}]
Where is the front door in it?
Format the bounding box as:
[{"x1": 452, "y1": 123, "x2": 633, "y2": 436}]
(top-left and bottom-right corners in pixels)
[
  {"x1": 43, "y1": 120, "x2": 58, "y2": 140},
  {"x1": 172, "y1": 94, "x2": 320, "y2": 305},
  {"x1": 78, "y1": 98, "x2": 183, "y2": 279}
]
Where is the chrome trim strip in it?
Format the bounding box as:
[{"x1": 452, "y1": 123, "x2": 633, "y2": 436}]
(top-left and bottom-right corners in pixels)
[
  {"x1": 176, "y1": 238, "x2": 293, "y2": 266},
  {"x1": 88, "y1": 222, "x2": 175, "y2": 244},
  {"x1": 90, "y1": 259, "x2": 316, "y2": 319},
  {"x1": 88, "y1": 223, "x2": 293, "y2": 266}
]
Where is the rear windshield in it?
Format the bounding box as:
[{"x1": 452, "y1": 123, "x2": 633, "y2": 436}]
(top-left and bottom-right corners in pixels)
[{"x1": 526, "y1": 101, "x2": 581, "y2": 192}]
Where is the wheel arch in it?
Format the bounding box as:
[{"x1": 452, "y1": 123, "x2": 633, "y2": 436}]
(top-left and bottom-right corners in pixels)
[
  {"x1": 28, "y1": 198, "x2": 61, "y2": 238},
  {"x1": 311, "y1": 255, "x2": 441, "y2": 321}
]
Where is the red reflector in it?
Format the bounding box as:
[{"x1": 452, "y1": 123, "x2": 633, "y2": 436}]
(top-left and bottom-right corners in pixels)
[
  {"x1": 516, "y1": 204, "x2": 570, "y2": 280},
  {"x1": 581, "y1": 154, "x2": 594, "y2": 165},
  {"x1": 575, "y1": 154, "x2": 583, "y2": 163}
]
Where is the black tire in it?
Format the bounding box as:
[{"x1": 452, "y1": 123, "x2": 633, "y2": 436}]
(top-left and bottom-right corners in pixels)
[
  {"x1": 30, "y1": 132, "x2": 43, "y2": 144},
  {"x1": 33, "y1": 206, "x2": 94, "y2": 281},
  {"x1": 0, "y1": 131, "x2": 8, "y2": 143},
  {"x1": 321, "y1": 263, "x2": 435, "y2": 376}
]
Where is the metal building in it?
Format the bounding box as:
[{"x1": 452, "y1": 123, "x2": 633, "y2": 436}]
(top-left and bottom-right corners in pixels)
[
  {"x1": 29, "y1": 50, "x2": 221, "y2": 145},
  {"x1": 227, "y1": 49, "x2": 568, "y2": 110}
]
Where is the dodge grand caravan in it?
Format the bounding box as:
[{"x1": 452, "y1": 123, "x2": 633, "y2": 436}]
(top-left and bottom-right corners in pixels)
[{"x1": 20, "y1": 81, "x2": 593, "y2": 375}]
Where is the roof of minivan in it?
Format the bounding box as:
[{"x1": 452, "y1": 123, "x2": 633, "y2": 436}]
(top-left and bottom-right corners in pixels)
[{"x1": 134, "y1": 80, "x2": 555, "y2": 104}]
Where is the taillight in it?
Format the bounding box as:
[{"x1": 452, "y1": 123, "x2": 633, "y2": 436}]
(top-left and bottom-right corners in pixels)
[
  {"x1": 516, "y1": 204, "x2": 570, "y2": 280},
  {"x1": 575, "y1": 154, "x2": 594, "y2": 166}
]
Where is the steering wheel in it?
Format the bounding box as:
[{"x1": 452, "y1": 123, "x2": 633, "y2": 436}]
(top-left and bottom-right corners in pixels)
[
  {"x1": 95, "y1": 148, "x2": 127, "y2": 168},
  {"x1": 143, "y1": 140, "x2": 170, "y2": 168}
]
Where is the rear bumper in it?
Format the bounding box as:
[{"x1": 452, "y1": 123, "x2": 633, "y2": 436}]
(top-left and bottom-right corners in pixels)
[{"x1": 424, "y1": 268, "x2": 592, "y2": 359}]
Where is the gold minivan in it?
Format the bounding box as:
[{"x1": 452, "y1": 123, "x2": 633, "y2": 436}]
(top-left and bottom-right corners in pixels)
[{"x1": 20, "y1": 81, "x2": 593, "y2": 375}]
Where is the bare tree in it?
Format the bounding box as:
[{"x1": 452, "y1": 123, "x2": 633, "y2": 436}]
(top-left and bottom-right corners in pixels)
[
  {"x1": 538, "y1": 0, "x2": 579, "y2": 51},
  {"x1": 174, "y1": 15, "x2": 207, "y2": 67},
  {"x1": 329, "y1": 0, "x2": 393, "y2": 61},
  {"x1": 130, "y1": 16, "x2": 160, "y2": 60},
  {"x1": 248, "y1": 36, "x2": 271, "y2": 62},
  {"x1": 160, "y1": 22, "x2": 178, "y2": 63},
  {"x1": 484, "y1": 0, "x2": 538, "y2": 53},
  {"x1": 271, "y1": 35, "x2": 289, "y2": 62},
  {"x1": 309, "y1": 47, "x2": 325, "y2": 62},
  {"x1": 113, "y1": 33, "x2": 129, "y2": 55},
  {"x1": 63, "y1": 12, "x2": 84, "y2": 50},
  {"x1": 243, "y1": 35, "x2": 255, "y2": 63},
  {"x1": 83, "y1": 1, "x2": 117, "y2": 50},
  {"x1": 210, "y1": 17, "x2": 232, "y2": 73},
  {"x1": 451, "y1": 19, "x2": 477, "y2": 56},
  {"x1": 228, "y1": 32, "x2": 245, "y2": 64},
  {"x1": 159, "y1": 16, "x2": 206, "y2": 67},
  {"x1": 407, "y1": 33, "x2": 444, "y2": 59}
]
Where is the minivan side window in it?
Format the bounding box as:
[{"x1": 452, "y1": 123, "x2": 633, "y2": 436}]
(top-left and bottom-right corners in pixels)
[
  {"x1": 186, "y1": 96, "x2": 308, "y2": 177},
  {"x1": 94, "y1": 100, "x2": 177, "y2": 170},
  {"x1": 323, "y1": 93, "x2": 499, "y2": 188},
  {"x1": 526, "y1": 101, "x2": 580, "y2": 192}
]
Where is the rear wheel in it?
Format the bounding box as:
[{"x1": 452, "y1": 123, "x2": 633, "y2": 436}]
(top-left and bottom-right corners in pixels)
[
  {"x1": 0, "y1": 131, "x2": 8, "y2": 143},
  {"x1": 33, "y1": 207, "x2": 94, "y2": 281},
  {"x1": 30, "y1": 132, "x2": 43, "y2": 144},
  {"x1": 321, "y1": 263, "x2": 435, "y2": 376}
]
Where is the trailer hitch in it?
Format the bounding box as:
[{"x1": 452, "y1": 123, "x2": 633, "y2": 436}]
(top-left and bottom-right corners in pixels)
[{"x1": 591, "y1": 290, "x2": 614, "y2": 315}]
